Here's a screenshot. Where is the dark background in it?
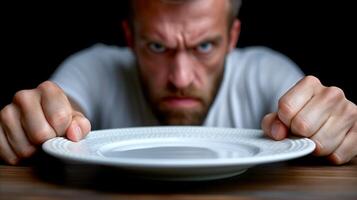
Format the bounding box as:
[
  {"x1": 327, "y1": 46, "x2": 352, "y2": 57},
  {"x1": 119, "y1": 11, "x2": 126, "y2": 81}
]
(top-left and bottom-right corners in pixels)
[{"x1": 1, "y1": 0, "x2": 355, "y2": 109}]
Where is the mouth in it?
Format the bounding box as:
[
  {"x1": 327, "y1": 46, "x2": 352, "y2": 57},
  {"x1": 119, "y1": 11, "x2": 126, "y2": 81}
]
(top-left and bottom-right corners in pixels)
[{"x1": 160, "y1": 96, "x2": 201, "y2": 109}]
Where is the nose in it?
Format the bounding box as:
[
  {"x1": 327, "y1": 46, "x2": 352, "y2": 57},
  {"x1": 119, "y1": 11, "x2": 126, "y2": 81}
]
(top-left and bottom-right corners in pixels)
[{"x1": 168, "y1": 51, "x2": 195, "y2": 89}]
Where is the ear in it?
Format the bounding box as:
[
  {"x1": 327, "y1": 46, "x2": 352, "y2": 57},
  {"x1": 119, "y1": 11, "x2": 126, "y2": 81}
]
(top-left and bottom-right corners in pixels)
[
  {"x1": 121, "y1": 20, "x2": 134, "y2": 48},
  {"x1": 228, "y1": 19, "x2": 241, "y2": 52}
]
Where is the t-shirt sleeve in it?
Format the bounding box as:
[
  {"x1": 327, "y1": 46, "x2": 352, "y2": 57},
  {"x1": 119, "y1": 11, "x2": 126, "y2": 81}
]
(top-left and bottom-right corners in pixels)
[{"x1": 255, "y1": 47, "x2": 304, "y2": 112}]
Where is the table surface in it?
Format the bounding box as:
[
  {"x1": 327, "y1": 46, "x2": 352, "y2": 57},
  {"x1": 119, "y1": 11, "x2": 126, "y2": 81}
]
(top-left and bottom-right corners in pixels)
[{"x1": 1, "y1": 151, "x2": 356, "y2": 200}]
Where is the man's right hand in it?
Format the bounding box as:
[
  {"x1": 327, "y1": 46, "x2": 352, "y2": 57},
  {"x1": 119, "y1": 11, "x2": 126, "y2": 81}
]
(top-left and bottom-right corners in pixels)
[{"x1": 0, "y1": 81, "x2": 91, "y2": 165}]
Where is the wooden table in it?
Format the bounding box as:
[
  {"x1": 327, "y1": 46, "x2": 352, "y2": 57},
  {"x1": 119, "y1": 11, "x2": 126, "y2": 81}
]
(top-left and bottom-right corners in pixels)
[{"x1": 1, "y1": 151, "x2": 356, "y2": 200}]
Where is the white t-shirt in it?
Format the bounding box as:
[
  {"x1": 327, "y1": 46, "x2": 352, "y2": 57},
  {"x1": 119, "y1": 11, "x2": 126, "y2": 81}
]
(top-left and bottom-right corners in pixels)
[{"x1": 50, "y1": 43, "x2": 303, "y2": 130}]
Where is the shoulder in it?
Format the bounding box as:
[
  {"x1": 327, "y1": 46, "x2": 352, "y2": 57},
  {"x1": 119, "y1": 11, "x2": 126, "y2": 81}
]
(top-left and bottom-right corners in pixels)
[
  {"x1": 226, "y1": 46, "x2": 303, "y2": 78},
  {"x1": 223, "y1": 46, "x2": 304, "y2": 97},
  {"x1": 63, "y1": 43, "x2": 134, "y2": 66},
  {"x1": 51, "y1": 43, "x2": 137, "y2": 93},
  {"x1": 54, "y1": 43, "x2": 136, "y2": 80},
  {"x1": 228, "y1": 46, "x2": 297, "y2": 67}
]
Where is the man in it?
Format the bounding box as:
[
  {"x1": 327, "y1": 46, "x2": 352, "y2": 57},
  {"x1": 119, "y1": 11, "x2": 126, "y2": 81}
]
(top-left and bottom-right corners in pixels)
[{"x1": 0, "y1": 0, "x2": 356, "y2": 165}]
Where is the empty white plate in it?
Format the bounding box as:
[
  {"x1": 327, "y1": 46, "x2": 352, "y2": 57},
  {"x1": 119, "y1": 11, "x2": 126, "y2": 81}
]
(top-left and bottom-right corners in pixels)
[{"x1": 42, "y1": 126, "x2": 315, "y2": 181}]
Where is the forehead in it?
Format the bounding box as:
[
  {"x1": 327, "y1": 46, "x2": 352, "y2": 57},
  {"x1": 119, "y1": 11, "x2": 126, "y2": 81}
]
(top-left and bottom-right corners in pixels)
[{"x1": 131, "y1": 0, "x2": 229, "y2": 37}]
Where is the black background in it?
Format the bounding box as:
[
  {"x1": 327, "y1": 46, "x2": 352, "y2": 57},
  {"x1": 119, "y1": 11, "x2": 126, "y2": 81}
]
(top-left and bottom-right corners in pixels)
[{"x1": 1, "y1": 1, "x2": 355, "y2": 109}]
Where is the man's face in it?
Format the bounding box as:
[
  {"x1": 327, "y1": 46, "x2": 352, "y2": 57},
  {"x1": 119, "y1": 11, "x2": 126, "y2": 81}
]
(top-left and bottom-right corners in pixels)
[{"x1": 127, "y1": 0, "x2": 239, "y2": 125}]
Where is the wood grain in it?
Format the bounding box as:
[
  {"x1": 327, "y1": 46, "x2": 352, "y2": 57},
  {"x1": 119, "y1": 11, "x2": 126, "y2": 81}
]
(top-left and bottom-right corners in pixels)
[{"x1": 1, "y1": 153, "x2": 356, "y2": 200}]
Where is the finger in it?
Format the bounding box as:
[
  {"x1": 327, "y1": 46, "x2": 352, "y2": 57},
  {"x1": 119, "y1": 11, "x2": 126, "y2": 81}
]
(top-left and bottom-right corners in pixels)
[
  {"x1": 327, "y1": 122, "x2": 357, "y2": 165},
  {"x1": 310, "y1": 99, "x2": 355, "y2": 156},
  {"x1": 38, "y1": 81, "x2": 72, "y2": 136},
  {"x1": 277, "y1": 76, "x2": 323, "y2": 128},
  {"x1": 0, "y1": 104, "x2": 36, "y2": 158},
  {"x1": 261, "y1": 112, "x2": 288, "y2": 140},
  {"x1": 13, "y1": 89, "x2": 57, "y2": 145},
  {"x1": 290, "y1": 86, "x2": 345, "y2": 137},
  {"x1": 66, "y1": 111, "x2": 91, "y2": 142},
  {"x1": 0, "y1": 123, "x2": 18, "y2": 165}
]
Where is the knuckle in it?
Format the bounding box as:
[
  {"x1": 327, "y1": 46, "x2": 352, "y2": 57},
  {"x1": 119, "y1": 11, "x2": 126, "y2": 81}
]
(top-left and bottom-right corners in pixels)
[
  {"x1": 332, "y1": 154, "x2": 347, "y2": 165},
  {"x1": 349, "y1": 102, "x2": 357, "y2": 118},
  {"x1": 291, "y1": 115, "x2": 313, "y2": 137},
  {"x1": 37, "y1": 81, "x2": 59, "y2": 93},
  {"x1": 304, "y1": 75, "x2": 321, "y2": 86},
  {"x1": 324, "y1": 86, "x2": 345, "y2": 101},
  {"x1": 344, "y1": 101, "x2": 357, "y2": 120},
  {"x1": 13, "y1": 90, "x2": 35, "y2": 106},
  {"x1": 30, "y1": 125, "x2": 54, "y2": 144},
  {"x1": 312, "y1": 139, "x2": 329, "y2": 156},
  {"x1": 4, "y1": 157, "x2": 19, "y2": 165},
  {"x1": 17, "y1": 146, "x2": 36, "y2": 158},
  {"x1": 0, "y1": 105, "x2": 14, "y2": 123},
  {"x1": 48, "y1": 109, "x2": 71, "y2": 132},
  {"x1": 278, "y1": 98, "x2": 295, "y2": 119},
  {"x1": 335, "y1": 100, "x2": 357, "y2": 127},
  {"x1": 0, "y1": 148, "x2": 19, "y2": 166}
]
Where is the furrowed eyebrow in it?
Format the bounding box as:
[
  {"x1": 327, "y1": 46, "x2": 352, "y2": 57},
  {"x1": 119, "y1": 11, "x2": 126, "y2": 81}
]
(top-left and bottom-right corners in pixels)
[
  {"x1": 190, "y1": 35, "x2": 223, "y2": 47},
  {"x1": 139, "y1": 34, "x2": 171, "y2": 47},
  {"x1": 139, "y1": 31, "x2": 169, "y2": 43},
  {"x1": 138, "y1": 34, "x2": 223, "y2": 48}
]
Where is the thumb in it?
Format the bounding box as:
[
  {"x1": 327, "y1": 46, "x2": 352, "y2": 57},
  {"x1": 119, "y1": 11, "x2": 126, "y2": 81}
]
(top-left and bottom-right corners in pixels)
[
  {"x1": 261, "y1": 112, "x2": 289, "y2": 140},
  {"x1": 66, "y1": 111, "x2": 91, "y2": 142}
]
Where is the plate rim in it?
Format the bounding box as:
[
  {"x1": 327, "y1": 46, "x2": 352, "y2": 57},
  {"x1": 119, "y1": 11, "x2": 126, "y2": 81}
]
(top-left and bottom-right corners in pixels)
[{"x1": 42, "y1": 126, "x2": 316, "y2": 168}]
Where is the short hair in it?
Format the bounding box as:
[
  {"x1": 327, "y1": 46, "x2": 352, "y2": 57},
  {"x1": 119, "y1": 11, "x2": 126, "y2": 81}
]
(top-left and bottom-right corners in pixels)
[
  {"x1": 229, "y1": 0, "x2": 242, "y2": 25},
  {"x1": 126, "y1": 0, "x2": 242, "y2": 28}
]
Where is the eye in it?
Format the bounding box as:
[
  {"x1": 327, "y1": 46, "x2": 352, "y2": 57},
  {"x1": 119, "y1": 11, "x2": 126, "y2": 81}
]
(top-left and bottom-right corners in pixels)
[
  {"x1": 197, "y1": 42, "x2": 213, "y2": 53},
  {"x1": 148, "y1": 42, "x2": 166, "y2": 53}
]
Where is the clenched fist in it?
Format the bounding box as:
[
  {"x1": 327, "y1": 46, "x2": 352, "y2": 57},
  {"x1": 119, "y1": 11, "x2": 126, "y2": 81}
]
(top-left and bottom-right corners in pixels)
[
  {"x1": 262, "y1": 76, "x2": 357, "y2": 165},
  {"x1": 0, "y1": 81, "x2": 91, "y2": 165}
]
